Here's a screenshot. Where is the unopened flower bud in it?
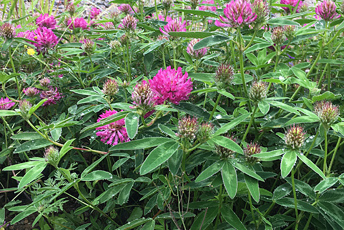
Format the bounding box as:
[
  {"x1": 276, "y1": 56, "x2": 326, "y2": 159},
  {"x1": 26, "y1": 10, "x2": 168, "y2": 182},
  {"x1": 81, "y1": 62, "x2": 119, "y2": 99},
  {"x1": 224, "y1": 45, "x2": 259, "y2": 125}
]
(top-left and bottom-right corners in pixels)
[
  {"x1": 198, "y1": 122, "x2": 213, "y2": 142},
  {"x1": 215, "y1": 64, "x2": 234, "y2": 89},
  {"x1": 66, "y1": 2, "x2": 76, "y2": 16},
  {"x1": 284, "y1": 25, "x2": 296, "y2": 40},
  {"x1": 187, "y1": 39, "x2": 207, "y2": 59},
  {"x1": 249, "y1": 81, "x2": 267, "y2": 102},
  {"x1": 216, "y1": 135, "x2": 237, "y2": 159},
  {"x1": 0, "y1": 23, "x2": 16, "y2": 39},
  {"x1": 244, "y1": 142, "x2": 261, "y2": 163},
  {"x1": 190, "y1": 0, "x2": 199, "y2": 10},
  {"x1": 44, "y1": 146, "x2": 60, "y2": 167},
  {"x1": 341, "y1": 1, "x2": 344, "y2": 15},
  {"x1": 132, "y1": 80, "x2": 155, "y2": 112},
  {"x1": 177, "y1": 116, "x2": 199, "y2": 140},
  {"x1": 121, "y1": 80, "x2": 130, "y2": 88},
  {"x1": 121, "y1": 15, "x2": 138, "y2": 31},
  {"x1": 102, "y1": 79, "x2": 118, "y2": 96},
  {"x1": 81, "y1": 39, "x2": 95, "y2": 54},
  {"x1": 271, "y1": 26, "x2": 286, "y2": 45},
  {"x1": 109, "y1": 40, "x2": 121, "y2": 50},
  {"x1": 314, "y1": 101, "x2": 339, "y2": 128},
  {"x1": 252, "y1": 0, "x2": 269, "y2": 26},
  {"x1": 120, "y1": 34, "x2": 129, "y2": 45},
  {"x1": 110, "y1": 10, "x2": 121, "y2": 22},
  {"x1": 285, "y1": 124, "x2": 306, "y2": 150},
  {"x1": 162, "y1": 0, "x2": 173, "y2": 11},
  {"x1": 19, "y1": 100, "x2": 32, "y2": 120},
  {"x1": 23, "y1": 87, "x2": 40, "y2": 97},
  {"x1": 40, "y1": 77, "x2": 51, "y2": 87}
]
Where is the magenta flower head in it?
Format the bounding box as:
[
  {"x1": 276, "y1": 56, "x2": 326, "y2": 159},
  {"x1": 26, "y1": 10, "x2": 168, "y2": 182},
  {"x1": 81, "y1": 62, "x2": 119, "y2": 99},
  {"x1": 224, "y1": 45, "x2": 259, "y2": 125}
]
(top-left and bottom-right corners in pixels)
[
  {"x1": 285, "y1": 124, "x2": 306, "y2": 150},
  {"x1": 315, "y1": 0, "x2": 341, "y2": 21},
  {"x1": 149, "y1": 66, "x2": 193, "y2": 105},
  {"x1": 314, "y1": 101, "x2": 339, "y2": 128},
  {"x1": 36, "y1": 14, "x2": 57, "y2": 29},
  {"x1": 96, "y1": 110, "x2": 130, "y2": 146},
  {"x1": 0, "y1": 23, "x2": 16, "y2": 39},
  {"x1": 187, "y1": 39, "x2": 208, "y2": 59},
  {"x1": 40, "y1": 77, "x2": 51, "y2": 87},
  {"x1": 177, "y1": 116, "x2": 199, "y2": 140},
  {"x1": 280, "y1": 0, "x2": 304, "y2": 13},
  {"x1": 68, "y1": 17, "x2": 88, "y2": 30},
  {"x1": 159, "y1": 18, "x2": 187, "y2": 38},
  {"x1": 90, "y1": 7, "x2": 101, "y2": 19},
  {"x1": 40, "y1": 87, "x2": 62, "y2": 106},
  {"x1": 33, "y1": 27, "x2": 58, "y2": 54},
  {"x1": 215, "y1": 0, "x2": 257, "y2": 28},
  {"x1": 132, "y1": 80, "x2": 155, "y2": 112},
  {"x1": 0, "y1": 97, "x2": 15, "y2": 110},
  {"x1": 118, "y1": 4, "x2": 134, "y2": 14},
  {"x1": 199, "y1": 0, "x2": 217, "y2": 12},
  {"x1": 23, "y1": 87, "x2": 40, "y2": 97},
  {"x1": 119, "y1": 15, "x2": 138, "y2": 31}
]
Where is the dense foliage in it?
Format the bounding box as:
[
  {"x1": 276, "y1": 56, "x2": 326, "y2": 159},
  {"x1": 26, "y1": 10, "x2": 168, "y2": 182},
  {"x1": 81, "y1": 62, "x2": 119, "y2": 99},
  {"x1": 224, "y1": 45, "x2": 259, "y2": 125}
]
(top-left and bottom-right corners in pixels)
[{"x1": 1, "y1": 0, "x2": 344, "y2": 229}]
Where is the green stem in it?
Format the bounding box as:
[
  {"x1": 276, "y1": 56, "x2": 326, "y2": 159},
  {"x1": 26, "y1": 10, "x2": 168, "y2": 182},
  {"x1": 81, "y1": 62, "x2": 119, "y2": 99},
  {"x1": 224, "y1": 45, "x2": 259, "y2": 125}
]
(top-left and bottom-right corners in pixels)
[
  {"x1": 244, "y1": 30, "x2": 257, "y2": 51},
  {"x1": 327, "y1": 137, "x2": 341, "y2": 174},
  {"x1": 214, "y1": 185, "x2": 223, "y2": 230},
  {"x1": 242, "y1": 105, "x2": 258, "y2": 145},
  {"x1": 323, "y1": 128, "x2": 328, "y2": 174},
  {"x1": 173, "y1": 45, "x2": 177, "y2": 69},
  {"x1": 209, "y1": 94, "x2": 221, "y2": 121},
  {"x1": 162, "y1": 47, "x2": 166, "y2": 69},
  {"x1": 248, "y1": 191, "x2": 257, "y2": 229},
  {"x1": 303, "y1": 213, "x2": 313, "y2": 230},
  {"x1": 126, "y1": 42, "x2": 131, "y2": 82},
  {"x1": 9, "y1": 48, "x2": 21, "y2": 100},
  {"x1": 291, "y1": 168, "x2": 299, "y2": 229}
]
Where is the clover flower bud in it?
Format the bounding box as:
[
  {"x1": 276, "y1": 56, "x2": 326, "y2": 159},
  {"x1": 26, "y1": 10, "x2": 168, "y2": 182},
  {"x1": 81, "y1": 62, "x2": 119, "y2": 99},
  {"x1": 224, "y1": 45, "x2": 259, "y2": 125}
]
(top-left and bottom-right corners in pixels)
[
  {"x1": 19, "y1": 100, "x2": 32, "y2": 120},
  {"x1": 102, "y1": 79, "x2": 118, "y2": 96},
  {"x1": 121, "y1": 15, "x2": 138, "y2": 31},
  {"x1": 177, "y1": 116, "x2": 199, "y2": 140},
  {"x1": 214, "y1": 64, "x2": 234, "y2": 89},
  {"x1": 252, "y1": 0, "x2": 270, "y2": 26},
  {"x1": 118, "y1": 4, "x2": 134, "y2": 15},
  {"x1": 109, "y1": 40, "x2": 121, "y2": 50},
  {"x1": 162, "y1": 0, "x2": 173, "y2": 11},
  {"x1": 132, "y1": 80, "x2": 155, "y2": 112},
  {"x1": 271, "y1": 26, "x2": 286, "y2": 45},
  {"x1": 66, "y1": 2, "x2": 76, "y2": 16},
  {"x1": 244, "y1": 142, "x2": 261, "y2": 163},
  {"x1": 284, "y1": 25, "x2": 296, "y2": 40},
  {"x1": 0, "y1": 23, "x2": 16, "y2": 39},
  {"x1": 44, "y1": 146, "x2": 60, "y2": 167},
  {"x1": 110, "y1": 10, "x2": 121, "y2": 22},
  {"x1": 120, "y1": 34, "x2": 129, "y2": 45},
  {"x1": 216, "y1": 135, "x2": 237, "y2": 159},
  {"x1": 40, "y1": 77, "x2": 51, "y2": 87},
  {"x1": 285, "y1": 124, "x2": 306, "y2": 150},
  {"x1": 249, "y1": 81, "x2": 267, "y2": 103},
  {"x1": 198, "y1": 122, "x2": 213, "y2": 142},
  {"x1": 315, "y1": 0, "x2": 340, "y2": 21},
  {"x1": 121, "y1": 80, "x2": 130, "y2": 88},
  {"x1": 190, "y1": 0, "x2": 199, "y2": 9},
  {"x1": 81, "y1": 39, "x2": 95, "y2": 54},
  {"x1": 187, "y1": 39, "x2": 207, "y2": 59},
  {"x1": 23, "y1": 87, "x2": 40, "y2": 97},
  {"x1": 314, "y1": 101, "x2": 339, "y2": 128}
]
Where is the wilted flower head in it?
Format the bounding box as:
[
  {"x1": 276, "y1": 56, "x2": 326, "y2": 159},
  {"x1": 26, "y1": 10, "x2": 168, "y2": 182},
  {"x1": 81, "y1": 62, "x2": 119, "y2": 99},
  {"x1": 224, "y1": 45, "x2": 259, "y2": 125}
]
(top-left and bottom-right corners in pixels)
[
  {"x1": 36, "y1": 14, "x2": 57, "y2": 29},
  {"x1": 0, "y1": 23, "x2": 16, "y2": 39},
  {"x1": 120, "y1": 15, "x2": 138, "y2": 31},
  {"x1": 280, "y1": 0, "x2": 304, "y2": 13},
  {"x1": 216, "y1": 135, "x2": 237, "y2": 158},
  {"x1": 271, "y1": 26, "x2": 286, "y2": 45},
  {"x1": 198, "y1": 122, "x2": 213, "y2": 142},
  {"x1": 0, "y1": 97, "x2": 15, "y2": 110},
  {"x1": 187, "y1": 39, "x2": 207, "y2": 59},
  {"x1": 285, "y1": 124, "x2": 306, "y2": 149},
  {"x1": 215, "y1": 0, "x2": 257, "y2": 28},
  {"x1": 199, "y1": 0, "x2": 217, "y2": 12},
  {"x1": 23, "y1": 87, "x2": 40, "y2": 97},
  {"x1": 96, "y1": 110, "x2": 130, "y2": 146},
  {"x1": 40, "y1": 77, "x2": 51, "y2": 87},
  {"x1": 33, "y1": 27, "x2": 58, "y2": 54},
  {"x1": 118, "y1": 4, "x2": 134, "y2": 14},
  {"x1": 81, "y1": 38, "x2": 95, "y2": 54},
  {"x1": 44, "y1": 146, "x2": 60, "y2": 166},
  {"x1": 284, "y1": 25, "x2": 296, "y2": 40},
  {"x1": 249, "y1": 81, "x2": 267, "y2": 102},
  {"x1": 314, "y1": 101, "x2": 339, "y2": 127},
  {"x1": 66, "y1": 2, "x2": 76, "y2": 16},
  {"x1": 177, "y1": 116, "x2": 199, "y2": 140},
  {"x1": 40, "y1": 87, "x2": 62, "y2": 106},
  {"x1": 244, "y1": 142, "x2": 261, "y2": 163},
  {"x1": 109, "y1": 40, "x2": 121, "y2": 49},
  {"x1": 102, "y1": 78, "x2": 118, "y2": 96},
  {"x1": 252, "y1": 0, "x2": 269, "y2": 26},
  {"x1": 68, "y1": 17, "x2": 88, "y2": 30},
  {"x1": 215, "y1": 64, "x2": 234, "y2": 89},
  {"x1": 149, "y1": 66, "x2": 193, "y2": 105},
  {"x1": 19, "y1": 100, "x2": 32, "y2": 120},
  {"x1": 159, "y1": 18, "x2": 187, "y2": 37},
  {"x1": 90, "y1": 7, "x2": 101, "y2": 19},
  {"x1": 132, "y1": 80, "x2": 155, "y2": 112},
  {"x1": 315, "y1": 0, "x2": 340, "y2": 21}
]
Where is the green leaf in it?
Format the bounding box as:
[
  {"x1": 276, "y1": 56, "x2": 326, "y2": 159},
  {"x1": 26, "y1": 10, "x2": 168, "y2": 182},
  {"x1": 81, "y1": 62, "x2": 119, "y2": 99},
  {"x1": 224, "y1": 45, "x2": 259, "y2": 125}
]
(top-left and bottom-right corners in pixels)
[
  {"x1": 221, "y1": 205, "x2": 247, "y2": 230},
  {"x1": 117, "y1": 181, "x2": 134, "y2": 205},
  {"x1": 168, "y1": 31, "x2": 214, "y2": 38},
  {"x1": 10, "y1": 207, "x2": 36, "y2": 225},
  {"x1": 3, "y1": 160, "x2": 45, "y2": 171},
  {"x1": 320, "y1": 189, "x2": 344, "y2": 203},
  {"x1": 110, "y1": 137, "x2": 172, "y2": 151},
  {"x1": 276, "y1": 198, "x2": 318, "y2": 213},
  {"x1": 221, "y1": 161, "x2": 237, "y2": 199},
  {"x1": 312, "y1": 91, "x2": 342, "y2": 102},
  {"x1": 59, "y1": 139, "x2": 75, "y2": 160},
  {"x1": 254, "y1": 149, "x2": 284, "y2": 158},
  {"x1": 214, "y1": 113, "x2": 251, "y2": 136},
  {"x1": 125, "y1": 113, "x2": 139, "y2": 139},
  {"x1": 29, "y1": 99, "x2": 48, "y2": 116},
  {"x1": 167, "y1": 150, "x2": 183, "y2": 175},
  {"x1": 212, "y1": 135, "x2": 243, "y2": 154},
  {"x1": 314, "y1": 177, "x2": 338, "y2": 193},
  {"x1": 285, "y1": 115, "x2": 320, "y2": 126},
  {"x1": 280, "y1": 150, "x2": 297, "y2": 178},
  {"x1": 172, "y1": 102, "x2": 210, "y2": 120},
  {"x1": 188, "y1": 73, "x2": 214, "y2": 82},
  {"x1": 193, "y1": 35, "x2": 231, "y2": 50},
  {"x1": 285, "y1": 177, "x2": 315, "y2": 199},
  {"x1": 190, "y1": 207, "x2": 217, "y2": 230},
  {"x1": 14, "y1": 139, "x2": 52, "y2": 153},
  {"x1": 140, "y1": 141, "x2": 179, "y2": 175},
  {"x1": 143, "y1": 39, "x2": 167, "y2": 55},
  {"x1": 70, "y1": 89, "x2": 100, "y2": 96},
  {"x1": 159, "y1": 124, "x2": 178, "y2": 139},
  {"x1": 112, "y1": 158, "x2": 129, "y2": 171},
  {"x1": 11, "y1": 132, "x2": 43, "y2": 140},
  {"x1": 18, "y1": 162, "x2": 47, "y2": 188},
  {"x1": 81, "y1": 111, "x2": 128, "y2": 133},
  {"x1": 174, "y1": 8, "x2": 218, "y2": 17},
  {"x1": 318, "y1": 59, "x2": 344, "y2": 64},
  {"x1": 81, "y1": 154, "x2": 108, "y2": 177},
  {"x1": 116, "y1": 218, "x2": 153, "y2": 230},
  {"x1": 0, "y1": 110, "x2": 18, "y2": 117},
  {"x1": 232, "y1": 161, "x2": 264, "y2": 181},
  {"x1": 81, "y1": 170, "x2": 113, "y2": 181},
  {"x1": 195, "y1": 161, "x2": 224, "y2": 182},
  {"x1": 244, "y1": 42, "x2": 273, "y2": 54},
  {"x1": 318, "y1": 202, "x2": 344, "y2": 228},
  {"x1": 273, "y1": 184, "x2": 292, "y2": 201},
  {"x1": 269, "y1": 101, "x2": 300, "y2": 115},
  {"x1": 245, "y1": 174, "x2": 260, "y2": 202},
  {"x1": 141, "y1": 220, "x2": 155, "y2": 230},
  {"x1": 268, "y1": 18, "x2": 300, "y2": 26},
  {"x1": 218, "y1": 89, "x2": 235, "y2": 100},
  {"x1": 297, "y1": 152, "x2": 326, "y2": 179},
  {"x1": 0, "y1": 71, "x2": 14, "y2": 84},
  {"x1": 258, "y1": 100, "x2": 270, "y2": 115}
]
